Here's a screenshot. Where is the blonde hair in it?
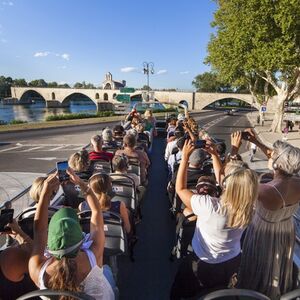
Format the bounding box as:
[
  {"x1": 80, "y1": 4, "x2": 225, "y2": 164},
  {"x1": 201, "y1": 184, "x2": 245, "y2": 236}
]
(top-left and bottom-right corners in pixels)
[
  {"x1": 221, "y1": 161, "x2": 258, "y2": 229},
  {"x1": 68, "y1": 150, "x2": 90, "y2": 172},
  {"x1": 144, "y1": 109, "x2": 153, "y2": 118},
  {"x1": 29, "y1": 176, "x2": 47, "y2": 202},
  {"x1": 89, "y1": 173, "x2": 111, "y2": 210}
]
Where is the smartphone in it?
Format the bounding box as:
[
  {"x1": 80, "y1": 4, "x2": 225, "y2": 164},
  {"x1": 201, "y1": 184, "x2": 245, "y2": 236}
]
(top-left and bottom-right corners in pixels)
[
  {"x1": 0, "y1": 209, "x2": 14, "y2": 232},
  {"x1": 241, "y1": 132, "x2": 251, "y2": 140},
  {"x1": 56, "y1": 161, "x2": 69, "y2": 182},
  {"x1": 194, "y1": 140, "x2": 206, "y2": 149}
]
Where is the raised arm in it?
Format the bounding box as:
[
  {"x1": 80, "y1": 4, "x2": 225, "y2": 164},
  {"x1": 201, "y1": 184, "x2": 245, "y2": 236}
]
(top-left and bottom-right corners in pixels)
[
  {"x1": 67, "y1": 168, "x2": 105, "y2": 265},
  {"x1": 205, "y1": 140, "x2": 223, "y2": 184},
  {"x1": 29, "y1": 172, "x2": 59, "y2": 285},
  {"x1": 175, "y1": 140, "x2": 195, "y2": 210},
  {"x1": 244, "y1": 128, "x2": 272, "y2": 158}
]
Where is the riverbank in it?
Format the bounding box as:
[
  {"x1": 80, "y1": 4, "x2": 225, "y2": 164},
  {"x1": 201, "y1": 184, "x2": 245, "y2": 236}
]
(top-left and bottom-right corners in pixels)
[{"x1": 0, "y1": 110, "x2": 198, "y2": 133}]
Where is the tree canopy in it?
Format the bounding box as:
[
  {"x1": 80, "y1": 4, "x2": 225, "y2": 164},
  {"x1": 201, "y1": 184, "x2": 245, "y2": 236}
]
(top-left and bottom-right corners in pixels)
[{"x1": 206, "y1": 0, "x2": 300, "y2": 131}]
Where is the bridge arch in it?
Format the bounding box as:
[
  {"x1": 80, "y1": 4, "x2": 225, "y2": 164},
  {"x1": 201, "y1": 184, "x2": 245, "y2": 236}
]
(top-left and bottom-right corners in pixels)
[
  {"x1": 104, "y1": 83, "x2": 112, "y2": 90},
  {"x1": 51, "y1": 92, "x2": 56, "y2": 100},
  {"x1": 179, "y1": 100, "x2": 189, "y2": 108},
  {"x1": 19, "y1": 90, "x2": 46, "y2": 104},
  {"x1": 113, "y1": 93, "x2": 117, "y2": 99},
  {"x1": 104, "y1": 93, "x2": 108, "y2": 101},
  {"x1": 61, "y1": 92, "x2": 97, "y2": 107},
  {"x1": 95, "y1": 93, "x2": 100, "y2": 100}
]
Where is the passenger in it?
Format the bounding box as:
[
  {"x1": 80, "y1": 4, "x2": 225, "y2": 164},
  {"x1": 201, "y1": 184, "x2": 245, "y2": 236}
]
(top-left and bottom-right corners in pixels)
[
  {"x1": 29, "y1": 176, "x2": 47, "y2": 204},
  {"x1": 0, "y1": 219, "x2": 36, "y2": 300},
  {"x1": 170, "y1": 139, "x2": 258, "y2": 299},
  {"x1": 115, "y1": 134, "x2": 150, "y2": 186},
  {"x1": 89, "y1": 135, "x2": 114, "y2": 162},
  {"x1": 102, "y1": 127, "x2": 118, "y2": 149},
  {"x1": 29, "y1": 172, "x2": 115, "y2": 299},
  {"x1": 112, "y1": 154, "x2": 146, "y2": 202},
  {"x1": 167, "y1": 137, "x2": 185, "y2": 176},
  {"x1": 136, "y1": 123, "x2": 150, "y2": 148},
  {"x1": 166, "y1": 117, "x2": 177, "y2": 139},
  {"x1": 113, "y1": 125, "x2": 125, "y2": 147},
  {"x1": 80, "y1": 173, "x2": 131, "y2": 234},
  {"x1": 164, "y1": 125, "x2": 185, "y2": 161},
  {"x1": 68, "y1": 149, "x2": 92, "y2": 180},
  {"x1": 143, "y1": 109, "x2": 156, "y2": 133},
  {"x1": 237, "y1": 135, "x2": 300, "y2": 299}
]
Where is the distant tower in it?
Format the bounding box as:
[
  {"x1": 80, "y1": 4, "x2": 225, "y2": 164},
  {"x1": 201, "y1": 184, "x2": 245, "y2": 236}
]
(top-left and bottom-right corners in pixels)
[{"x1": 102, "y1": 72, "x2": 126, "y2": 90}]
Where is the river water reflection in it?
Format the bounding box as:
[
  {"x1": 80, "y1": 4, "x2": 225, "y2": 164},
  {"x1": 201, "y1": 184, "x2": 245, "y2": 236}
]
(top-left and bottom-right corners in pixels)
[{"x1": 0, "y1": 101, "x2": 97, "y2": 123}]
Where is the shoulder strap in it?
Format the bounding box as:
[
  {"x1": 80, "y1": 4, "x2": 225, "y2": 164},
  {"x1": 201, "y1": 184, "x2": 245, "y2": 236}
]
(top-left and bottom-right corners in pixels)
[
  {"x1": 38, "y1": 258, "x2": 52, "y2": 289},
  {"x1": 266, "y1": 183, "x2": 286, "y2": 207},
  {"x1": 82, "y1": 248, "x2": 97, "y2": 268}
]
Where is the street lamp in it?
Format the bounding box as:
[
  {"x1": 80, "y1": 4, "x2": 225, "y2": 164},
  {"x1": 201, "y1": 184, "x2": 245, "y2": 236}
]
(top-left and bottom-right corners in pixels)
[{"x1": 143, "y1": 62, "x2": 154, "y2": 101}]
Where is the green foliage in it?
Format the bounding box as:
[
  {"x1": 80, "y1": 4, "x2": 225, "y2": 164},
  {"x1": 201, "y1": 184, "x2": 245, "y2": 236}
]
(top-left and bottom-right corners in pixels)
[
  {"x1": 12, "y1": 79, "x2": 28, "y2": 87},
  {"x1": 9, "y1": 119, "x2": 28, "y2": 124},
  {"x1": 45, "y1": 111, "x2": 114, "y2": 121},
  {"x1": 207, "y1": 0, "x2": 300, "y2": 85},
  {"x1": 141, "y1": 85, "x2": 152, "y2": 91},
  {"x1": 73, "y1": 81, "x2": 96, "y2": 89},
  {"x1": 192, "y1": 71, "x2": 241, "y2": 92},
  {"x1": 29, "y1": 79, "x2": 47, "y2": 87}
]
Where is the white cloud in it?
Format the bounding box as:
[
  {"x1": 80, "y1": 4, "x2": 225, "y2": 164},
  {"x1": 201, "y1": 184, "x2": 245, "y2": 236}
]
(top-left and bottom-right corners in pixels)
[
  {"x1": 121, "y1": 67, "x2": 139, "y2": 73},
  {"x1": 34, "y1": 51, "x2": 50, "y2": 57},
  {"x1": 2, "y1": 1, "x2": 13, "y2": 5},
  {"x1": 1, "y1": 38, "x2": 7, "y2": 43},
  {"x1": 180, "y1": 71, "x2": 190, "y2": 75},
  {"x1": 157, "y1": 69, "x2": 167, "y2": 75},
  {"x1": 61, "y1": 53, "x2": 70, "y2": 61}
]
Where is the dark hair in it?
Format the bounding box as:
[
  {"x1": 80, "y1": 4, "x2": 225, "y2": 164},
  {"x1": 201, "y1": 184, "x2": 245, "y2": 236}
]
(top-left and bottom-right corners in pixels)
[
  {"x1": 113, "y1": 125, "x2": 125, "y2": 134},
  {"x1": 112, "y1": 155, "x2": 128, "y2": 171},
  {"x1": 176, "y1": 137, "x2": 186, "y2": 150},
  {"x1": 123, "y1": 134, "x2": 136, "y2": 148},
  {"x1": 174, "y1": 126, "x2": 184, "y2": 139},
  {"x1": 215, "y1": 142, "x2": 226, "y2": 156}
]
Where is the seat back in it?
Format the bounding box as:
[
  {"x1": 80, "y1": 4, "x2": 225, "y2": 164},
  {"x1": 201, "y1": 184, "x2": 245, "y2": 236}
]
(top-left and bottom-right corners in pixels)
[
  {"x1": 280, "y1": 289, "x2": 300, "y2": 300},
  {"x1": 110, "y1": 174, "x2": 137, "y2": 211},
  {"x1": 127, "y1": 158, "x2": 141, "y2": 179},
  {"x1": 78, "y1": 210, "x2": 127, "y2": 257},
  {"x1": 90, "y1": 159, "x2": 112, "y2": 174},
  {"x1": 199, "y1": 288, "x2": 271, "y2": 300},
  {"x1": 17, "y1": 207, "x2": 58, "y2": 239}
]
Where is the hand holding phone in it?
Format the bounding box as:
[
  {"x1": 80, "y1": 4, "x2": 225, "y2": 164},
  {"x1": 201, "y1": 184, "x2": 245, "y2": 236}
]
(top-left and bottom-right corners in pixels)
[
  {"x1": 56, "y1": 161, "x2": 70, "y2": 182},
  {"x1": 0, "y1": 209, "x2": 14, "y2": 232}
]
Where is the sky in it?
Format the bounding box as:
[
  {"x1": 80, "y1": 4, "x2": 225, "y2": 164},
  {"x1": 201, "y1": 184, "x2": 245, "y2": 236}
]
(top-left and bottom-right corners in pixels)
[{"x1": 0, "y1": 0, "x2": 217, "y2": 90}]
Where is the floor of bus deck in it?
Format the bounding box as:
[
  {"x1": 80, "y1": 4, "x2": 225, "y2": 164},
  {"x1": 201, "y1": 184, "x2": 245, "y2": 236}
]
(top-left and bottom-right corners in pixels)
[{"x1": 117, "y1": 136, "x2": 178, "y2": 300}]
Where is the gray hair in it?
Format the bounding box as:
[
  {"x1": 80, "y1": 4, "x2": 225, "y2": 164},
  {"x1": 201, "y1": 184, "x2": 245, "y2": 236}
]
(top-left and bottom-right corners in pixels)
[
  {"x1": 272, "y1": 140, "x2": 300, "y2": 175},
  {"x1": 91, "y1": 134, "x2": 102, "y2": 146}
]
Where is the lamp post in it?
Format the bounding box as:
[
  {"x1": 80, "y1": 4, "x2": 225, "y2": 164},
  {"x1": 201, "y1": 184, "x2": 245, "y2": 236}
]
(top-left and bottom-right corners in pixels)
[{"x1": 143, "y1": 62, "x2": 154, "y2": 101}]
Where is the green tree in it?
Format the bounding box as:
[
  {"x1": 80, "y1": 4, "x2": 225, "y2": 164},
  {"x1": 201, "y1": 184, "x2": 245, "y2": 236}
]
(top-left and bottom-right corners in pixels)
[
  {"x1": 29, "y1": 79, "x2": 47, "y2": 87},
  {"x1": 58, "y1": 83, "x2": 70, "y2": 88},
  {"x1": 0, "y1": 76, "x2": 12, "y2": 98},
  {"x1": 74, "y1": 82, "x2": 83, "y2": 88},
  {"x1": 192, "y1": 71, "x2": 235, "y2": 92},
  {"x1": 48, "y1": 81, "x2": 58, "y2": 88},
  {"x1": 12, "y1": 78, "x2": 27, "y2": 87},
  {"x1": 142, "y1": 85, "x2": 151, "y2": 91},
  {"x1": 206, "y1": 0, "x2": 300, "y2": 132}
]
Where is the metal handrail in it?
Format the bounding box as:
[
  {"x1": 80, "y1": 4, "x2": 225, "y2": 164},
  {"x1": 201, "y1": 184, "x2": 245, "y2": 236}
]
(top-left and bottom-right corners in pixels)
[{"x1": 0, "y1": 143, "x2": 91, "y2": 210}]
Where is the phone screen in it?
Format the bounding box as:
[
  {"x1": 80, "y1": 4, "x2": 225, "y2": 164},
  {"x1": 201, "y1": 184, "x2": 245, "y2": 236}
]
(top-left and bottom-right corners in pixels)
[
  {"x1": 194, "y1": 140, "x2": 206, "y2": 149},
  {"x1": 56, "y1": 161, "x2": 69, "y2": 181}
]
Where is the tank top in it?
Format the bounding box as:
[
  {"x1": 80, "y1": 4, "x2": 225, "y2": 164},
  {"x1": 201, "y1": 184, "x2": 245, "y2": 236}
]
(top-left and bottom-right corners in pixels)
[{"x1": 38, "y1": 248, "x2": 114, "y2": 300}]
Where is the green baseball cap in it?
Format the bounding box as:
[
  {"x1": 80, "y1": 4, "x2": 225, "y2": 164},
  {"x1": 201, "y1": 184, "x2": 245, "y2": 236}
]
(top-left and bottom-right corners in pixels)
[{"x1": 47, "y1": 207, "x2": 83, "y2": 259}]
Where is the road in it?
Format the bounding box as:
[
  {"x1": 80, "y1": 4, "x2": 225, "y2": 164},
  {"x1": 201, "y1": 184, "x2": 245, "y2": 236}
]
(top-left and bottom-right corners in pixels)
[{"x1": 0, "y1": 110, "x2": 270, "y2": 300}]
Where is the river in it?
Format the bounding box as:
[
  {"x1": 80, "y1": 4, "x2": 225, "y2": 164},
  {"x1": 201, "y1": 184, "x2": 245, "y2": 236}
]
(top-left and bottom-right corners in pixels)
[{"x1": 0, "y1": 101, "x2": 97, "y2": 123}]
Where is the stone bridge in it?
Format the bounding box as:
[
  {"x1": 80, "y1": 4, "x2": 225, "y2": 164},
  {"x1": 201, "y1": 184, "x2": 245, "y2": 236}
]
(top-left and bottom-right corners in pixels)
[{"x1": 10, "y1": 87, "x2": 277, "y2": 112}]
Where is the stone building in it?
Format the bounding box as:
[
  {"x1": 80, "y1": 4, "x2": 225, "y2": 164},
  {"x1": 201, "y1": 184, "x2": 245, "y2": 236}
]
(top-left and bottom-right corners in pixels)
[{"x1": 102, "y1": 72, "x2": 126, "y2": 90}]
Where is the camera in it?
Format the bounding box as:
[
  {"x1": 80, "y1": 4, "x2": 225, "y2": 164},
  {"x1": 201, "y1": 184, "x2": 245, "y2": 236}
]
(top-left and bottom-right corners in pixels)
[{"x1": 241, "y1": 132, "x2": 251, "y2": 140}]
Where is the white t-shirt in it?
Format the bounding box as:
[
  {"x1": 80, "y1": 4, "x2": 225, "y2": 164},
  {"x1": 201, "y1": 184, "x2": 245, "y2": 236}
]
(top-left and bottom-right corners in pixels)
[
  {"x1": 164, "y1": 140, "x2": 177, "y2": 161},
  {"x1": 191, "y1": 194, "x2": 244, "y2": 264}
]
